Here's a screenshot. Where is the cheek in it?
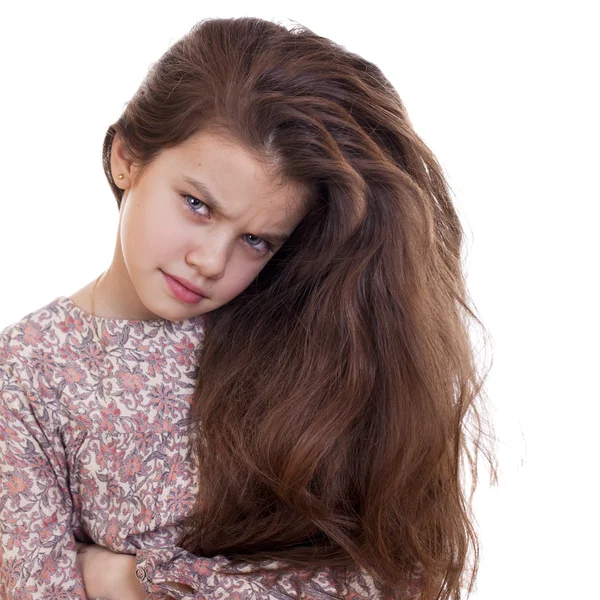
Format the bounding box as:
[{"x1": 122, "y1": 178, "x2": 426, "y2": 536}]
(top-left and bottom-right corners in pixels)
[
  {"x1": 220, "y1": 258, "x2": 266, "y2": 299},
  {"x1": 122, "y1": 198, "x2": 185, "y2": 260}
]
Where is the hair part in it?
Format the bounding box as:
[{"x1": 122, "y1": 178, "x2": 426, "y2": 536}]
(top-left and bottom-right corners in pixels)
[{"x1": 102, "y1": 16, "x2": 497, "y2": 600}]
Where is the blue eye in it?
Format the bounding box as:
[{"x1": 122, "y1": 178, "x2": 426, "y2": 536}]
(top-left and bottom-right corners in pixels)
[
  {"x1": 243, "y1": 234, "x2": 273, "y2": 255},
  {"x1": 182, "y1": 194, "x2": 210, "y2": 217},
  {"x1": 180, "y1": 194, "x2": 274, "y2": 256}
]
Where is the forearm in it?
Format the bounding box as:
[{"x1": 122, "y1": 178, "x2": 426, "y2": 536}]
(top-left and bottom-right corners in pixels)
[
  {"x1": 124, "y1": 554, "x2": 195, "y2": 597},
  {"x1": 133, "y1": 546, "x2": 385, "y2": 599},
  {"x1": 120, "y1": 554, "x2": 148, "y2": 600},
  {"x1": 76, "y1": 545, "x2": 147, "y2": 600}
]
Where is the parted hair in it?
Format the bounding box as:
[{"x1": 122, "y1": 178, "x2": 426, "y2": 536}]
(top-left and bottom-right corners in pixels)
[{"x1": 102, "y1": 16, "x2": 497, "y2": 599}]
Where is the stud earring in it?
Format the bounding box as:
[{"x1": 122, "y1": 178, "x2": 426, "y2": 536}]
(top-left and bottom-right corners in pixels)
[{"x1": 117, "y1": 174, "x2": 125, "y2": 180}]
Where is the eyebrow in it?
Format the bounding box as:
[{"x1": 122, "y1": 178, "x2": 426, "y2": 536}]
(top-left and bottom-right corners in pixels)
[{"x1": 181, "y1": 175, "x2": 291, "y2": 245}]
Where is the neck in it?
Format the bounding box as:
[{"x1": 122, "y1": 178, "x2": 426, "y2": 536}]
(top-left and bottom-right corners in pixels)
[{"x1": 92, "y1": 236, "x2": 161, "y2": 321}]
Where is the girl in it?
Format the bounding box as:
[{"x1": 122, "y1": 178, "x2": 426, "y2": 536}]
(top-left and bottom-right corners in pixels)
[{"x1": 0, "y1": 16, "x2": 496, "y2": 600}]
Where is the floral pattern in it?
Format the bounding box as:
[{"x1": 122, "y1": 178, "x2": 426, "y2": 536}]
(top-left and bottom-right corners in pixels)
[{"x1": 0, "y1": 297, "x2": 421, "y2": 599}]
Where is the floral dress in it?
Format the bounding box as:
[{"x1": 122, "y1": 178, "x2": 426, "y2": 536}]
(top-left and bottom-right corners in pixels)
[{"x1": 0, "y1": 297, "x2": 421, "y2": 599}]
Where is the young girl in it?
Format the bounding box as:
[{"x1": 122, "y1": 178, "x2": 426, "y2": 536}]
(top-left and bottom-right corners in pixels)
[{"x1": 0, "y1": 16, "x2": 496, "y2": 600}]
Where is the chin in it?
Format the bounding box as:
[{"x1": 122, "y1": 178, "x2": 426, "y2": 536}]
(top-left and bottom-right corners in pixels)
[{"x1": 136, "y1": 294, "x2": 171, "y2": 321}]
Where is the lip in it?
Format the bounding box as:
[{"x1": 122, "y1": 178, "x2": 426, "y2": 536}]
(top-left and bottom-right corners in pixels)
[
  {"x1": 163, "y1": 272, "x2": 208, "y2": 296},
  {"x1": 161, "y1": 270, "x2": 208, "y2": 304}
]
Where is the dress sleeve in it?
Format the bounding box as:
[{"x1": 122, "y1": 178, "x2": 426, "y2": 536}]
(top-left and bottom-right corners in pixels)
[
  {"x1": 135, "y1": 546, "x2": 423, "y2": 599},
  {"x1": 0, "y1": 360, "x2": 87, "y2": 599}
]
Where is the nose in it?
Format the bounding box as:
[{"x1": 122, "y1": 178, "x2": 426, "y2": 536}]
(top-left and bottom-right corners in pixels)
[{"x1": 185, "y1": 237, "x2": 229, "y2": 281}]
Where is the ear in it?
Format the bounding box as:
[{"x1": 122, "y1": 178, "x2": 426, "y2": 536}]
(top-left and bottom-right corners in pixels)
[{"x1": 110, "y1": 133, "x2": 135, "y2": 191}]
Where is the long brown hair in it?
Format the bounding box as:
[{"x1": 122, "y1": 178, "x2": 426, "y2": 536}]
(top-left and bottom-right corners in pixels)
[{"x1": 102, "y1": 17, "x2": 497, "y2": 599}]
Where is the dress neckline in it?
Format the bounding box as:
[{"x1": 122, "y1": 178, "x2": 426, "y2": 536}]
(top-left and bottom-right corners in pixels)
[{"x1": 55, "y1": 295, "x2": 203, "y2": 327}]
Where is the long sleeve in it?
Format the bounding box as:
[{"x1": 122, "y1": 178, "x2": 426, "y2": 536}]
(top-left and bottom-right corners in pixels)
[
  {"x1": 134, "y1": 546, "x2": 423, "y2": 599},
  {"x1": 0, "y1": 360, "x2": 87, "y2": 599}
]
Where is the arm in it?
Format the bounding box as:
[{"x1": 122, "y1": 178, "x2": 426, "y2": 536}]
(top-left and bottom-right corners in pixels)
[
  {"x1": 133, "y1": 546, "x2": 393, "y2": 600},
  {"x1": 0, "y1": 361, "x2": 87, "y2": 599},
  {"x1": 87, "y1": 544, "x2": 384, "y2": 600},
  {"x1": 76, "y1": 543, "x2": 149, "y2": 600}
]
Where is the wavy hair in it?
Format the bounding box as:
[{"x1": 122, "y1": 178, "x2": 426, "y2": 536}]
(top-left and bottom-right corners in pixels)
[{"x1": 102, "y1": 17, "x2": 497, "y2": 599}]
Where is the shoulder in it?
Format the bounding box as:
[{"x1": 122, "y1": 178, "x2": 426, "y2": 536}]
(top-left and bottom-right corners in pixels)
[
  {"x1": 0, "y1": 296, "x2": 69, "y2": 372},
  {"x1": 0, "y1": 298, "x2": 73, "y2": 420}
]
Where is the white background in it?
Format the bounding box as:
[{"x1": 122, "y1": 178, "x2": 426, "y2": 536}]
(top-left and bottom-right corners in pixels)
[{"x1": 0, "y1": 1, "x2": 598, "y2": 598}]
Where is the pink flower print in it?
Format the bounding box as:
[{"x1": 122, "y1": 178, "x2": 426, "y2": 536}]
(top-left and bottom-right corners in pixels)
[
  {"x1": 39, "y1": 554, "x2": 56, "y2": 585},
  {"x1": 58, "y1": 344, "x2": 85, "y2": 367},
  {"x1": 2, "y1": 418, "x2": 27, "y2": 447},
  {"x1": 35, "y1": 379, "x2": 55, "y2": 402},
  {"x1": 123, "y1": 453, "x2": 144, "y2": 480},
  {"x1": 116, "y1": 367, "x2": 148, "y2": 395},
  {"x1": 95, "y1": 438, "x2": 117, "y2": 471},
  {"x1": 0, "y1": 342, "x2": 14, "y2": 363},
  {"x1": 57, "y1": 314, "x2": 85, "y2": 334},
  {"x1": 7, "y1": 440, "x2": 54, "y2": 480},
  {"x1": 104, "y1": 516, "x2": 125, "y2": 547},
  {"x1": 163, "y1": 456, "x2": 181, "y2": 487},
  {"x1": 192, "y1": 560, "x2": 225, "y2": 579},
  {"x1": 21, "y1": 321, "x2": 44, "y2": 346},
  {"x1": 29, "y1": 349, "x2": 58, "y2": 381},
  {"x1": 58, "y1": 364, "x2": 87, "y2": 393},
  {"x1": 101, "y1": 327, "x2": 120, "y2": 347},
  {"x1": 146, "y1": 350, "x2": 168, "y2": 378},
  {"x1": 148, "y1": 383, "x2": 178, "y2": 418},
  {"x1": 77, "y1": 468, "x2": 100, "y2": 499},
  {"x1": 81, "y1": 344, "x2": 104, "y2": 372},
  {"x1": 64, "y1": 392, "x2": 95, "y2": 424},
  {"x1": 5, "y1": 470, "x2": 32, "y2": 497},
  {"x1": 99, "y1": 399, "x2": 122, "y2": 432},
  {"x1": 220, "y1": 593, "x2": 245, "y2": 600},
  {"x1": 38, "y1": 513, "x2": 59, "y2": 544},
  {"x1": 0, "y1": 556, "x2": 32, "y2": 598},
  {"x1": 173, "y1": 335, "x2": 196, "y2": 368},
  {"x1": 5, "y1": 521, "x2": 30, "y2": 552},
  {"x1": 135, "y1": 500, "x2": 156, "y2": 529},
  {"x1": 106, "y1": 474, "x2": 124, "y2": 502},
  {"x1": 165, "y1": 484, "x2": 195, "y2": 517},
  {"x1": 131, "y1": 411, "x2": 150, "y2": 431}
]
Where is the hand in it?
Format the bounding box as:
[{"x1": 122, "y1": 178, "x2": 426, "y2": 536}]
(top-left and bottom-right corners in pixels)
[{"x1": 76, "y1": 542, "x2": 146, "y2": 600}]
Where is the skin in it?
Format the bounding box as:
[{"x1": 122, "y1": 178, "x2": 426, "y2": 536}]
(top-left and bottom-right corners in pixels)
[
  {"x1": 76, "y1": 543, "x2": 146, "y2": 599},
  {"x1": 71, "y1": 128, "x2": 310, "y2": 321},
  {"x1": 76, "y1": 542, "x2": 194, "y2": 598},
  {"x1": 72, "y1": 129, "x2": 311, "y2": 598}
]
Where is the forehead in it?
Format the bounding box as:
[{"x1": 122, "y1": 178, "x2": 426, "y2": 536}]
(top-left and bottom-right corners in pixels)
[{"x1": 167, "y1": 130, "x2": 311, "y2": 224}]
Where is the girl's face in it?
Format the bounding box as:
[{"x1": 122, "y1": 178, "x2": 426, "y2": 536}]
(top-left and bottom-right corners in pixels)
[{"x1": 112, "y1": 129, "x2": 309, "y2": 321}]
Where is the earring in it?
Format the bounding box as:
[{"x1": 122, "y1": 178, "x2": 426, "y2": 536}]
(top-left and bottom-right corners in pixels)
[{"x1": 117, "y1": 174, "x2": 125, "y2": 180}]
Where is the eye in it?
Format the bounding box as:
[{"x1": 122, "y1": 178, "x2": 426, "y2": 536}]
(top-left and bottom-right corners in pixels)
[
  {"x1": 181, "y1": 194, "x2": 274, "y2": 256},
  {"x1": 182, "y1": 194, "x2": 210, "y2": 217},
  {"x1": 243, "y1": 234, "x2": 273, "y2": 255}
]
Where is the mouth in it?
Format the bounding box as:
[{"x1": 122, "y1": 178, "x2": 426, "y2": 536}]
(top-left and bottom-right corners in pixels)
[{"x1": 161, "y1": 270, "x2": 208, "y2": 304}]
